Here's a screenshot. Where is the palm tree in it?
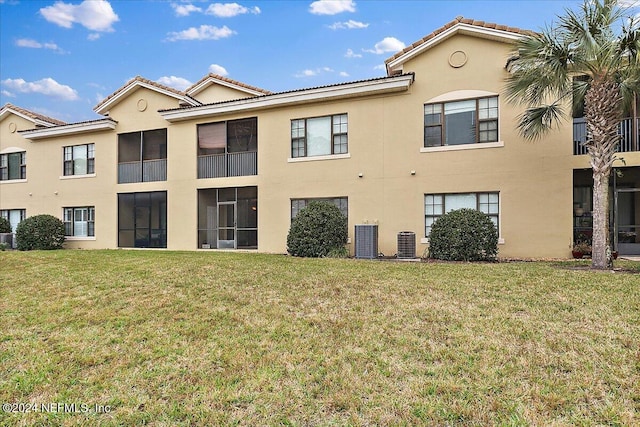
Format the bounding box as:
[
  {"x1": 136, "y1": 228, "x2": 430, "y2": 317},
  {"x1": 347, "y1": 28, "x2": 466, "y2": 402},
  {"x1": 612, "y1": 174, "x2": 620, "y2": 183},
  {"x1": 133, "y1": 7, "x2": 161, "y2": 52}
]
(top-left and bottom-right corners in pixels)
[{"x1": 506, "y1": 0, "x2": 640, "y2": 269}]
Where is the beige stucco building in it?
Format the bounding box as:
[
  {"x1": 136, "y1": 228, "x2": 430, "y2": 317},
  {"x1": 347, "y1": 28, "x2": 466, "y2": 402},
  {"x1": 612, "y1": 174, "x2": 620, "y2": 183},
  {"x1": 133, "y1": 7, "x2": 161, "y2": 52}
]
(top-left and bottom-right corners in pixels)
[{"x1": 2, "y1": 18, "x2": 640, "y2": 257}]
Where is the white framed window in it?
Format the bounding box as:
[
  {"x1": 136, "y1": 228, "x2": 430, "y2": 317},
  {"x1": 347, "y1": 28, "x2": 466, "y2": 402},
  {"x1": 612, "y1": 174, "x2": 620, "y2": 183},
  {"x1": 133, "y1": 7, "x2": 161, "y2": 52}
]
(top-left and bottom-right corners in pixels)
[
  {"x1": 424, "y1": 192, "x2": 499, "y2": 236},
  {"x1": 0, "y1": 209, "x2": 26, "y2": 232},
  {"x1": 63, "y1": 143, "x2": 95, "y2": 176},
  {"x1": 0, "y1": 152, "x2": 26, "y2": 181},
  {"x1": 424, "y1": 97, "x2": 498, "y2": 147},
  {"x1": 291, "y1": 197, "x2": 348, "y2": 220},
  {"x1": 63, "y1": 207, "x2": 95, "y2": 237},
  {"x1": 291, "y1": 114, "x2": 348, "y2": 158}
]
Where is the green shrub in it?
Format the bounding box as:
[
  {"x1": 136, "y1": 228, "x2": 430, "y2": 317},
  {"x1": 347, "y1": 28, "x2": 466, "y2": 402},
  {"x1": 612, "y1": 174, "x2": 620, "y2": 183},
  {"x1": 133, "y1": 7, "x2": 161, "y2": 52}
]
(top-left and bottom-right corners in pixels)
[
  {"x1": 428, "y1": 208, "x2": 498, "y2": 261},
  {"x1": 0, "y1": 217, "x2": 11, "y2": 233},
  {"x1": 287, "y1": 201, "x2": 348, "y2": 257},
  {"x1": 16, "y1": 214, "x2": 66, "y2": 251}
]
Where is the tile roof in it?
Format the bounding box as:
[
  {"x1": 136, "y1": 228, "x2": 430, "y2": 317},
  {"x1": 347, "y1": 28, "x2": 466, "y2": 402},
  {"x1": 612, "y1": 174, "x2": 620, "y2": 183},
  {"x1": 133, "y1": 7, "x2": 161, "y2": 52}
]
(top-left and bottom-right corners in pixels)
[
  {"x1": 385, "y1": 16, "x2": 532, "y2": 65},
  {"x1": 186, "y1": 73, "x2": 272, "y2": 95},
  {"x1": 1, "y1": 103, "x2": 66, "y2": 126},
  {"x1": 159, "y1": 73, "x2": 415, "y2": 113},
  {"x1": 93, "y1": 75, "x2": 189, "y2": 112}
]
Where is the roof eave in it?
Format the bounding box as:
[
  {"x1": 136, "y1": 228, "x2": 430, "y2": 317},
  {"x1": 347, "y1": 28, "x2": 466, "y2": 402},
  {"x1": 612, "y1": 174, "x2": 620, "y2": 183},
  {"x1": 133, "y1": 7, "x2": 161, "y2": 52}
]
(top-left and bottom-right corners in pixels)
[
  {"x1": 0, "y1": 108, "x2": 62, "y2": 127},
  {"x1": 93, "y1": 80, "x2": 199, "y2": 115},
  {"x1": 161, "y1": 74, "x2": 415, "y2": 122},
  {"x1": 187, "y1": 77, "x2": 268, "y2": 98},
  {"x1": 386, "y1": 23, "x2": 524, "y2": 74},
  {"x1": 19, "y1": 118, "x2": 118, "y2": 140}
]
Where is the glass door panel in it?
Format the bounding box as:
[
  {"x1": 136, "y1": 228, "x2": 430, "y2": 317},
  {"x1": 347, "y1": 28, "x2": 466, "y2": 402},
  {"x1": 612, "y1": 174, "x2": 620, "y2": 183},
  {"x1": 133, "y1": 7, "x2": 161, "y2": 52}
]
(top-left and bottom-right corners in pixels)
[
  {"x1": 218, "y1": 202, "x2": 236, "y2": 249},
  {"x1": 616, "y1": 189, "x2": 640, "y2": 255}
]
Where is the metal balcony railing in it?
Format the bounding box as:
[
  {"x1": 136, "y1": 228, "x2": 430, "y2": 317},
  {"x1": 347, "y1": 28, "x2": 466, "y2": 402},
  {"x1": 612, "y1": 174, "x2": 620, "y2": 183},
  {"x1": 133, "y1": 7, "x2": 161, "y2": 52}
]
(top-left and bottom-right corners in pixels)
[
  {"x1": 118, "y1": 159, "x2": 167, "y2": 183},
  {"x1": 573, "y1": 117, "x2": 640, "y2": 155},
  {"x1": 198, "y1": 151, "x2": 257, "y2": 179}
]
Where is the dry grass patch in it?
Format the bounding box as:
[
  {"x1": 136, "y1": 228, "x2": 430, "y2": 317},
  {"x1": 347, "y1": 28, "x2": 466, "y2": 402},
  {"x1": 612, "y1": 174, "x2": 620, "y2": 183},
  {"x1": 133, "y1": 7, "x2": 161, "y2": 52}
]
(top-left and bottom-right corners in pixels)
[{"x1": 0, "y1": 251, "x2": 638, "y2": 426}]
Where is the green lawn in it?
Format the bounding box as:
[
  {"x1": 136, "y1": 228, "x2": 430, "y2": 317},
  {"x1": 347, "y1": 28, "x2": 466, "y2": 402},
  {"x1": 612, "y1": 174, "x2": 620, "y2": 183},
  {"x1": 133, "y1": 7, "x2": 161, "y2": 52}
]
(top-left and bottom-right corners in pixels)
[{"x1": 0, "y1": 250, "x2": 638, "y2": 426}]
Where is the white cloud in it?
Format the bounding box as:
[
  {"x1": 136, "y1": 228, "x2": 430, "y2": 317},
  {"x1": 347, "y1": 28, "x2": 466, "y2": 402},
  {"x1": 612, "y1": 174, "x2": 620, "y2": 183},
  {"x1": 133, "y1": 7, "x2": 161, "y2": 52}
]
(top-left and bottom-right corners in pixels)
[
  {"x1": 40, "y1": 0, "x2": 119, "y2": 32},
  {"x1": 171, "y1": 3, "x2": 202, "y2": 16},
  {"x1": 329, "y1": 19, "x2": 368, "y2": 30},
  {"x1": 339, "y1": 71, "x2": 349, "y2": 77},
  {"x1": 206, "y1": 3, "x2": 261, "y2": 17},
  {"x1": 166, "y1": 25, "x2": 236, "y2": 41},
  {"x1": 295, "y1": 69, "x2": 318, "y2": 77},
  {"x1": 87, "y1": 33, "x2": 101, "y2": 41},
  {"x1": 373, "y1": 64, "x2": 386, "y2": 70},
  {"x1": 1, "y1": 77, "x2": 79, "y2": 100},
  {"x1": 309, "y1": 0, "x2": 355, "y2": 15},
  {"x1": 157, "y1": 76, "x2": 193, "y2": 91},
  {"x1": 365, "y1": 37, "x2": 405, "y2": 54},
  {"x1": 209, "y1": 64, "x2": 229, "y2": 76},
  {"x1": 294, "y1": 67, "x2": 336, "y2": 78},
  {"x1": 15, "y1": 38, "x2": 66, "y2": 53},
  {"x1": 2, "y1": 89, "x2": 16, "y2": 98},
  {"x1": 344, "y1": 48, "x2": 362, "y2": 58}
]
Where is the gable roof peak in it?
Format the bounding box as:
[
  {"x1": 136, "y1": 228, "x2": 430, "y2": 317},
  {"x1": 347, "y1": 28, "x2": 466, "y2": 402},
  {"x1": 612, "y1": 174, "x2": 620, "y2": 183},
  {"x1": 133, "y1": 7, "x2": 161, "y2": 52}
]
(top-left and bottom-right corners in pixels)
[
  {"x1": 93, "y1": 75, "x2": 199, "y2": 115},
  {"x1": 385, "y1": 16, "x2": 532, "y2": 74},
  {"x1": 186, "y1": 73, "x2": 272, "y2": 98},
  {"x1": 0, "y1": 102, "x2": 66, "y2": 126}
]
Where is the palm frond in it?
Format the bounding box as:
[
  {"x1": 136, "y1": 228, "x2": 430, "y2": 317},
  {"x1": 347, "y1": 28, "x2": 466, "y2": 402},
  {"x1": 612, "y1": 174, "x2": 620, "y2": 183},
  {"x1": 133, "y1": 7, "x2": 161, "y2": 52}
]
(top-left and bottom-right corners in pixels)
[
  {"x1": 505, "y1": 29, "x2": 573, "y2": 106},
  {"x1": 517, "y1": 103, "x2": 565, "y2": 141}
]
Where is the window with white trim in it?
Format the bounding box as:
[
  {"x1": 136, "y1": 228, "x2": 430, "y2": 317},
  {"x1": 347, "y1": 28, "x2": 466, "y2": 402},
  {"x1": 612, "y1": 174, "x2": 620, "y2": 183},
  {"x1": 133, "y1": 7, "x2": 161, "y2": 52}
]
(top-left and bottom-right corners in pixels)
[
  {"x1": 0, "y1": 152, "x2": 26, "y2": 181},
  {"x1": 63, "y1": 207, "x2": 95, "y2": 237},
  {"x1": 0, "y1": 209, "x2": 25, "y2": 232},
  {"x1": 424, "y1": 192, "x2": 499, "y2": 236},
  {"x1": 291, "y1": 114, "x2": 348, "y2": 158},
  {"x1": 64, "y1": 143, "x2": 95, "y2": 176},
  {"x1": 291, "y1": 197, "x2": 348, "y2": 220},
  {"x1": 424, "y1": 97, "x2": 498, "y2": 147}
]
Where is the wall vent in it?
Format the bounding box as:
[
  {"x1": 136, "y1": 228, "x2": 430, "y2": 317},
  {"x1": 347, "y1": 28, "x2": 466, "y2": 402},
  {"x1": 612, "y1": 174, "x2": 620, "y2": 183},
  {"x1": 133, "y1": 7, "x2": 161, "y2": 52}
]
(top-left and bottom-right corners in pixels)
[
  {"x1": 355, "y1": 225, "x2": 378, "y2": 259},
  {"x1": 397, "y1": 231, "x2": 416, "y2": 259}
]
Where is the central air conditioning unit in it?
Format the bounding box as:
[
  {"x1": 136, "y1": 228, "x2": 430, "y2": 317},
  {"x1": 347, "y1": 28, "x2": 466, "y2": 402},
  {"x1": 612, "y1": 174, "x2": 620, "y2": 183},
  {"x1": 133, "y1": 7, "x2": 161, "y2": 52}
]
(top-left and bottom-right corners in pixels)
[
  {"x1": 397, "y1": 231, "x2": 416, "y2": 259},
  {"x1": 354, "y1": 224, "x2": 378, "y2": 259},
  {"x1": 0, "y1": 233, "x2": 14, "y2": 249}
]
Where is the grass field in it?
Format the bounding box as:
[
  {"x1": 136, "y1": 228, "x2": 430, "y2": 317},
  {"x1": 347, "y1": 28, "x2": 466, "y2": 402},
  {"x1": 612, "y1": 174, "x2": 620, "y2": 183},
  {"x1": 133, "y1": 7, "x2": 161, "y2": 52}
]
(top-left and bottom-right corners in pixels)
[{"x1": 0, "y1": 250, "x2": 638, "y2": 426}]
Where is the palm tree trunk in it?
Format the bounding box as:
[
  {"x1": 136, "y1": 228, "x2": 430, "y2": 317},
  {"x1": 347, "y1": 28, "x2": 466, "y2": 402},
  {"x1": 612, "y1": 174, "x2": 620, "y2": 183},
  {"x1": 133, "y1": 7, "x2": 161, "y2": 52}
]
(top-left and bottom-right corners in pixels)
[
  {"x1": 591, "y1": 172, "x2": 611, "y2": 269},
  {"x1": 584, "y1": 78, "x2": 620, "y2": 269}
]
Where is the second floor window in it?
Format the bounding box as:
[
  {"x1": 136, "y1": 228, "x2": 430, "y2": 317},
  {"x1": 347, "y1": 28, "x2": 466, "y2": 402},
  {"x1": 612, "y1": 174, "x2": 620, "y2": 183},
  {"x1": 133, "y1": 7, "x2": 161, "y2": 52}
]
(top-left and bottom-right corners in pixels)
[
  {"x1": 424, "y1": 97, "x2": 498, "y2": 147},
  {"x1": 197, "y1": 118, "x2": 258, "y2": 178},
  {"x1": 291, "y1": 114, "x2": 348, "y2": 158},
  {"x1": 118, "y1": 129, "x2": 167, "y2": 183},
  {"x1": 0, "y1": 152, "x2": 26, "y2": 181},
  {"x1": 64, "y1": 143, "x2": 95, "y2": 176}
]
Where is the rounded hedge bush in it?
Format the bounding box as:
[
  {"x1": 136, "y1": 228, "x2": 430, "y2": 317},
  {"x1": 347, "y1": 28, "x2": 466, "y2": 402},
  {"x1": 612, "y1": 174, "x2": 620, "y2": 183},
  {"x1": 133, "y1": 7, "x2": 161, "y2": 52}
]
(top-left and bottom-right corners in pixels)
[
  {"x1": 287, "y1": 201, "x2": 348, "y2": 257},
  {"x1": 0, "y1": 217, "x2": 11, "y2": 234},
  {"x1": 16, "y1": 214, "x2": 66, "y2": 251},
  {"x1": 428, "y1": 208, "x2": 498, "y2": 261}
]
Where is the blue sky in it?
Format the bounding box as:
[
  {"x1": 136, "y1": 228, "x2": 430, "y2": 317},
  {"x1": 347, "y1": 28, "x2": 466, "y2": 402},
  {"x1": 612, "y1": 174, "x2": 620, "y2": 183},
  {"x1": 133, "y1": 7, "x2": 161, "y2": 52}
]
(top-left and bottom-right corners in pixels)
[{"x1": 0, "y1": 0, "x2": 611, "y2": 123}]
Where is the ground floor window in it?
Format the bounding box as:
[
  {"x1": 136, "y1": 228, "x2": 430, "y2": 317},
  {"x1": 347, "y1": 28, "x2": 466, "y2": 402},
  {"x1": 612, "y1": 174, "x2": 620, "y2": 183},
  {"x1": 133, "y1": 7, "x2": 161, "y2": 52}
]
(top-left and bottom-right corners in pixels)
[
  {"x1": 425, "y1": 192, "x2": 499, "y2": 236},
  {"x1": 63, "y1": 207, "x2": 95, "y2": 237},
  {"x1": 118, "y1": 191, "x2": 167, "y2": 248},
  {"x1": 290, "y1": 197, "x2": 348, "y2": 220},
  {"x1": 0, "y1": 209, "x2": 25, "y2": 232},
  {"x1": 198, "y1": 186, "x2": 257, "y2": 249}
]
